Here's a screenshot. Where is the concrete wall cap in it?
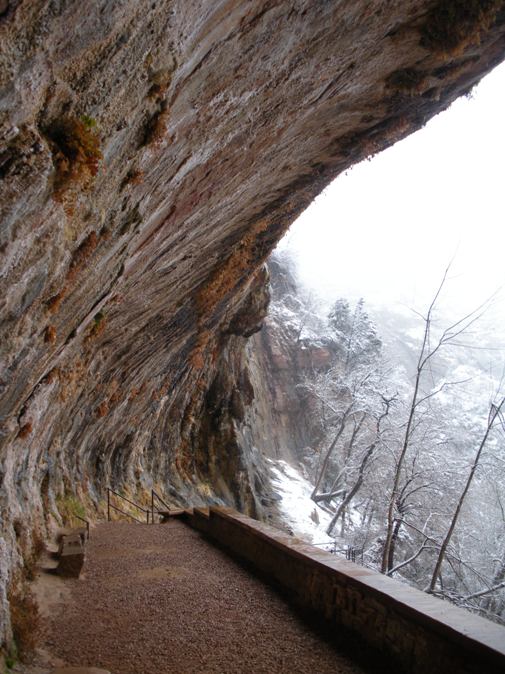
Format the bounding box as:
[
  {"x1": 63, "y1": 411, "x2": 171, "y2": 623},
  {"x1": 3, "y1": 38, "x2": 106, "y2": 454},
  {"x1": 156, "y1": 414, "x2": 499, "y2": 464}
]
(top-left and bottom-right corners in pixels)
[{"x1": 195, "y1": 505, "x2": 505, "y2": 669}]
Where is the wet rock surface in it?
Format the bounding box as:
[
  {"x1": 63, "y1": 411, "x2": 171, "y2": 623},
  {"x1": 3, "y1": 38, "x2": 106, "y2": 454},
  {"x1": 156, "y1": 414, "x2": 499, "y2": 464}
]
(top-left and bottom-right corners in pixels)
[{"x1": 1, "y1": 0, "x2": 505, "y2": 649}]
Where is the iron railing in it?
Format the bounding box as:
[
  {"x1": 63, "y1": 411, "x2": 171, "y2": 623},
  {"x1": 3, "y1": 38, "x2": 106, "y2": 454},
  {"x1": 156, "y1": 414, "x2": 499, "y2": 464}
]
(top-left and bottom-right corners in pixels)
[
  {"x1": 312, "y1": 541, "x2": 364, "y2": 563},
  {"x1": 107, "y1": 487, "x2": 150, "y2": 523},
  {"x1": 150, "y1": 488, "x2": 171, "y2": 524},
  {"x1": 312, "y1": 541, "x2": 339, "y2": 554},
  {"x1": 75, "y1": 513, "x2": 90, "y2": 540}
]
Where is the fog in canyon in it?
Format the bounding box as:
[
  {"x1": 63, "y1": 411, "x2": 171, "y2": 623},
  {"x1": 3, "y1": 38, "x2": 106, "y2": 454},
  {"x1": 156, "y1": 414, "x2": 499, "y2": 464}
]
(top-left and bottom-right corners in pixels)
[{"x1": 264, "y1": 61, "x2": 505, "y2": 625}]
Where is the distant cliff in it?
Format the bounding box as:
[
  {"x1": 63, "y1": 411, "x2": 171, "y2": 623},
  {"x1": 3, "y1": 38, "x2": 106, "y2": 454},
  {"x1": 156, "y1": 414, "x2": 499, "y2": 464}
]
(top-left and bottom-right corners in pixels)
[{"x1": 245, "y1": 256, "x2": 335, "y2": 464}]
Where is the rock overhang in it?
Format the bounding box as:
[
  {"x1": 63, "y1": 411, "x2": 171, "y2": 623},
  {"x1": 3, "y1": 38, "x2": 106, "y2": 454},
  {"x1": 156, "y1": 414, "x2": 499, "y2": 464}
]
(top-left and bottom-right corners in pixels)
[{"x1": 1, "y1": 0, "x2": 505, "y2": 649}]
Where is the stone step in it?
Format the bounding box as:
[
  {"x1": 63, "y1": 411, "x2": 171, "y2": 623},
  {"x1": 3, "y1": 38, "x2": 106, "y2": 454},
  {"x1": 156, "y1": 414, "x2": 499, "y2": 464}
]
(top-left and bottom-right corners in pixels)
[
  {"x1": 158, "y1": 508, "x2": 186, "y2": 521},
  {"x1": 57, "y1": 527, "x2": 87, "y2": 543},
  {"x1": 56, "y1": 533, "x2": 85, "y2": 578},
  {"x1": 58, "y1": 534, "x2": 82, "y2": 554}
]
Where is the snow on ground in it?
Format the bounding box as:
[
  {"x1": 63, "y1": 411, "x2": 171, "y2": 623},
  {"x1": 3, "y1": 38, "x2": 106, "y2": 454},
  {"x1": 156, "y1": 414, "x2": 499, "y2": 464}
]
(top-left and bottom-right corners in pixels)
[{"x1": 267, "y1": 458, "x2": 335, "y2": 548}]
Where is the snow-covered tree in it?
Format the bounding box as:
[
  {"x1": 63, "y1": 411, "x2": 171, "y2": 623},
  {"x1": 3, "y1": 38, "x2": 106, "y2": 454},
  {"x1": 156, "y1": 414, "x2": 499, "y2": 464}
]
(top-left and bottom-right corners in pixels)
[{"x1": 267, "y1": 254, "x2": 505, "y2": 624}]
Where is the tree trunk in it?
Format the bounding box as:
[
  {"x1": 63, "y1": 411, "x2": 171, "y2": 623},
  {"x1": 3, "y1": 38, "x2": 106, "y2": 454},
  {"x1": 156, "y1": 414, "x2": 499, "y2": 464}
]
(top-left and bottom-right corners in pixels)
[
  {"x1": 428, "y1": 398, "x2": 505, "y2": 593},
  {"x1": 327, "y1": 399, "x2": 393, "y2": 536},
  {"x1": 484, "y1": 554, "x2": 505, "y2": 613},
  {"x1": 387, "y1": 517, "x2": 403, "y2": 574},
  {"x1": 311, "y1": 409, "x2": 351, "y2": 499}
]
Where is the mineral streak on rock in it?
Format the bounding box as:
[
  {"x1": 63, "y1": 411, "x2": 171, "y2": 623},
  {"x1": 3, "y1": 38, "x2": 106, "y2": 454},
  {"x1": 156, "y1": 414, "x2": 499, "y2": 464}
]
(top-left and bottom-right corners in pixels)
[{"x1": 1, "y1": 0, "x2": 505, "y2": 650}]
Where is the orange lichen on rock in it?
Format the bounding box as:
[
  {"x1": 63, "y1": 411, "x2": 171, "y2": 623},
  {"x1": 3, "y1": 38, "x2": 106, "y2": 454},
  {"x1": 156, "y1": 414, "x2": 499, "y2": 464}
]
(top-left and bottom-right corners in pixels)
[
  {"x1": 58, "y1": 359, "x2": 87, "y2": 402},
  {"x1": 44, "y1": 325, "x2": 57, "y2": 343},
  {"x1": 129, "y1": 387, "x2": 140, "y2": 402},
  {"x1": 420, "y1": 0, "x2": 504, "y2": 57},
  {"x1": 107, "y1": 379, "x2": 122, "y2": 407},
  {"x1": 46, "y1": 290, "x2": 65, "y2": 314},
  {"x1": 144, "y1": 105, "x2": 171, "y2": 146},
  {"x1": 84, "y1": 310, "x2": 106, "y2": 343},
  {"x1": 125, "y1": 169, "x2": 144, "y2": 186},
  {"x1": 46, "y1": 116, "x2": 102, "y2": 200},
  {"x1": 45, "y1": 231, "x2": 100, "y2": 315},
  {"x1": 7, "y1": 578, "x2": 40, "y2": 658},
  {"x1": 109, "y1": 392, "x2": 121, "y2": 406},
  {"x1": 42, "y1": 368, "x2": 60, "y2": 385},
  {"x1": 151, "y1": 385, "x2": 169, "y2": 402},
  {"x1": 148, "y1": 67, "x2": 174, "y2": 101},
  {"x1": 66, "y1": 231, "x2": 98, "y2": 283},
  {"x1": 191, "y1": 217, "x2": 271, "y2": 369},
  {"x1": 174, "y1": 441, "x2": 193, "y2": 477},
  {"x1": 196, "y1": 217, "x2": 270, "y2": 319},
  {"x1": 190, "y1": 330, "x2": 211, "y2": 370},
  {"x1": 95, "y1": 401, "x2": 109, "y2": 418},
  {"x1": 128, "y1": 382, "x2": 147, "y2": 402},
  {"x1": 17, "y1": 422, "x2": 33, "y2": 439}
]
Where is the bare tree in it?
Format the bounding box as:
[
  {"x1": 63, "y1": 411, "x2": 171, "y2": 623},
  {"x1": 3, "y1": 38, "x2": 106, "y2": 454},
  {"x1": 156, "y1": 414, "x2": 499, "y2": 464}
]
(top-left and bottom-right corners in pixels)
[
  {"x1": 428, "y1": 396, "x2": 505, "y2": 593},
  {"x1": 326, "y1": 394, "x2": 396, "y2": 535},
  {"x1": 381, "y1": 265, "x2": 490, "y2": 574},
  {"x1": 306, "y1": 363, "x2": 382, "y2": 501},
  {"x1": 268, "y1": 251, "x2": 505, "y2": 623}
]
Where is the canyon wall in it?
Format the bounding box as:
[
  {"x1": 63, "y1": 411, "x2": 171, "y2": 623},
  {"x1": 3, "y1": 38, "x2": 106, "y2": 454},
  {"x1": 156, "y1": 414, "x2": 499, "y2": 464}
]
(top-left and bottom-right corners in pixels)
[
  {"x1": 244, "y1": 256, "x2": 334, "y2": 464},
  {"x1": 1, "y1": 0, "x2": 505, "y2": 650}
]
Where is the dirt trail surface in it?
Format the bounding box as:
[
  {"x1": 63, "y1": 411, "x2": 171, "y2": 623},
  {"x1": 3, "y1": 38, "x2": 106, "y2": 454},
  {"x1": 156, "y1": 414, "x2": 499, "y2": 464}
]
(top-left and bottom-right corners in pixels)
[{"x1": 38, "y1": 520, "x2": 374, "y2": 674}]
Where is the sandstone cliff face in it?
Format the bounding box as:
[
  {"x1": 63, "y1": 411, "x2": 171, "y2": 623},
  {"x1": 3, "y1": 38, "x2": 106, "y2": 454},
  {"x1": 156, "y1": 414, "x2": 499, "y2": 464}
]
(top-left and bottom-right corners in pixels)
[
  {"x1": 1, "y1": 0, "x2": 505, "y2": 649},
  {"x1": 244, "y1": 258, "x2": 334, "y2": 465}
]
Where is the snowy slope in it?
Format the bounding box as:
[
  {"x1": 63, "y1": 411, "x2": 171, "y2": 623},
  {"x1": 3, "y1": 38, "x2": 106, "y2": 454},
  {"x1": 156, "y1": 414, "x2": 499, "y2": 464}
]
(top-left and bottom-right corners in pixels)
[{"x1": 267, "y1": 458, "x2": 335, "y2": 547}]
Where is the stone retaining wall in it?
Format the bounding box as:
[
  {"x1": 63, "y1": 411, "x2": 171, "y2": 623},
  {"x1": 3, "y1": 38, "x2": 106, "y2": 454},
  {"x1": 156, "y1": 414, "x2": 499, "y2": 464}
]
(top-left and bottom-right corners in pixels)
[{"x1": 185, "y1": 506, "x2": 505, "y2": 674}]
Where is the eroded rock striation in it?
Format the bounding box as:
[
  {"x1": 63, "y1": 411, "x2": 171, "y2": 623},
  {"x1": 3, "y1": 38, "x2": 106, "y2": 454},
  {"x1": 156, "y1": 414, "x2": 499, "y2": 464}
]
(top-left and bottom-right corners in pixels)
[{"x1": 1, "y1": 0, "x2": 505, "y2": 650}]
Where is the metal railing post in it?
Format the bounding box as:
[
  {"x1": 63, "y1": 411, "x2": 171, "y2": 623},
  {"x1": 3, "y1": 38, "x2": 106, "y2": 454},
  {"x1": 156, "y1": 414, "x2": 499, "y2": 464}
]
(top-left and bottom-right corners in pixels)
[{"x1": 75, "y1": 514, "x2": 90, "y2": 540}]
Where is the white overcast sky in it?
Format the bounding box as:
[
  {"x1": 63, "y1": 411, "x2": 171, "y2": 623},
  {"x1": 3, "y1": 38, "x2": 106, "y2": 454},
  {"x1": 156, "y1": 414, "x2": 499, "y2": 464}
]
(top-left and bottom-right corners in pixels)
[{"x1": 278, "y1": 60, "x2": 505, "y2": 322}]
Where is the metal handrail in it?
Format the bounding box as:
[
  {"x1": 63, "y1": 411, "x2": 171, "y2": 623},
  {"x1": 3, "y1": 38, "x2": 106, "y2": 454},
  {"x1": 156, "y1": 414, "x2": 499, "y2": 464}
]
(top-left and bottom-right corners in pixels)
[
  {"x1": 108, "y1": 502, "x2": 145, "y2": 524},
  {"x1": 311, "y1": 542, "x2": 364, "y2": 563},
  {"x1": 107, "y1": 487, "x2": 150, "y2": 523},
  {"x1": 312, "y1": 541, "x2": 339, "y2": 553},
  {"x1": 150, "y1": 488, "x2": 171, "y2": 524},
  {"x1": 75, "y1": 514, "x2": 90, "y2": 539}
]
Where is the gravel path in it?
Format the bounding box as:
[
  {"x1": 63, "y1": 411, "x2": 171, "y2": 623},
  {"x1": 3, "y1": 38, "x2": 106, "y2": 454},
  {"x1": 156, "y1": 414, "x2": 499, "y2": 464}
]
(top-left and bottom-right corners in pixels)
[{"x1": 42, "y1": 521, "x2": 373, "y2": 674}]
